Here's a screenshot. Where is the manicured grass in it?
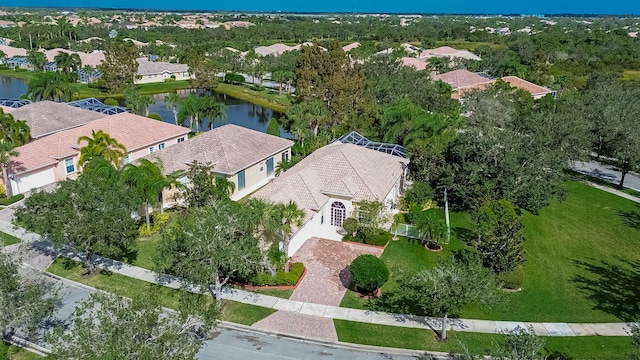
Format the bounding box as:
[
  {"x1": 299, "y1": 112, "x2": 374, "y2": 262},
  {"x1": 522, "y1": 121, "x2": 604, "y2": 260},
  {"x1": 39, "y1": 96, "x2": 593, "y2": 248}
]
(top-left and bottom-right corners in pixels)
[
  {"x1": 0, "y1": 69, "x2": 39, "y2": 81},
  {"x1": 0, "y1": 231, "x2": 20, "y2": 246},
  {"x1": 334, "y1": 320, "x2": 634, "y2": 359},
  {"x1": 0, "y1": 342, "x2": 44, "y2": 359},
  {"x1": 215, "y1": 82, "x2": 290, "y2": 113},
  {"x1": 220, "y1": 301, "x2": 276, "y2": 325},
  {"x1": 47, "y1": 257, "x2": 275, "y2": 326},
  {"x1": 340, "y1": 211, "x2": 474, "y2": 310},
  {"x1": 464, "y1": 181, "x2": 640, "y2": 322},
  {"x1": 251, "y1": 288, "x2": 293, "y2": 299}
]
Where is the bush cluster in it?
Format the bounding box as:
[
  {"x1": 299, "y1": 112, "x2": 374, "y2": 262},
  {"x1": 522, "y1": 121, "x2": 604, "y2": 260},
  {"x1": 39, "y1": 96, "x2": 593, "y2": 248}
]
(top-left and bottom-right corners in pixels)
[
  {"x1": 137, "y1": 212, "x2": 170, "y2": 237},
  {"x1": 253, "y1": 262, "x2": 304, "y2": 286},
  {"x1": 349, "y1": 254, "x2": 389, "y2": 294},
  {"x1": 344, "y1": 228, "x2": 391, "y2": 246}
]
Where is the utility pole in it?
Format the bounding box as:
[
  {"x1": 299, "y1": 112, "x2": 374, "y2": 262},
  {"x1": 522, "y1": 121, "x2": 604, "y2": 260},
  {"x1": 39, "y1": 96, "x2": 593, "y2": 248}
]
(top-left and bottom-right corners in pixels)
[{"x1": 444, "y1": 187, "x2": 450, "y2": 243}]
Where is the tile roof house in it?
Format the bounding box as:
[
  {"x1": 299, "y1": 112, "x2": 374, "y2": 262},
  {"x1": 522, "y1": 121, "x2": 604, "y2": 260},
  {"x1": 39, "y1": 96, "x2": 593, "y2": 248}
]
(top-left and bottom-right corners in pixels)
[
  {"x1": 418, "y1": 46, "x2": 482, "y2": 61},
  {"x1": 501, "y1": 76, "x2": 557, "y2": 100},
  {"x1": 252, "y1": 141, "x2": 409, "y2": 256},
  {"x1": 342, "y1": 42, "x2": 360, "y2": 52},
  {"x1": 7, "y1": 101, "x2": 106, "y2": 139},
  {"x1": 135, "y1": 58, "x2": 190, "y2": 84},
  {"x1": 432, "y1": 69, "x2": 495, "y2": 99},
  {"x1": 7, "y1": 112, "x2": 189, "y2": 195},
  {"x1": 432, "y1": 70, "x2": 556, "y2": 100},
  {"x1": 400, "y1": 57, "x2": 428, "y2": 71},
  {"x1": 145, "y1": 124, "x2": 293, "y2": 202}
]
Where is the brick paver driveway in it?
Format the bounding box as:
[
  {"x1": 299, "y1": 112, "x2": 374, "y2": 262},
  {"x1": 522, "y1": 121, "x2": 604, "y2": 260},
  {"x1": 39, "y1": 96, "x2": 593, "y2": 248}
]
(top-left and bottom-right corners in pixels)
[
  {"x1": 252, "y1": 237, "x2": 384, "y2": 341},
  {"x1": 290, "y1": 237, "x2": 384, "y2": 306}
]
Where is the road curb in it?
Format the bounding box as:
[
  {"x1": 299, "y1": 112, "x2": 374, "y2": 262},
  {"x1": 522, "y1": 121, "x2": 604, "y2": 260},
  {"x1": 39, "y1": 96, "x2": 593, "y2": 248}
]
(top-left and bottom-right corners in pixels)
[{"x1": 218, "y1": 320, "x2": 442, "y2": 358}]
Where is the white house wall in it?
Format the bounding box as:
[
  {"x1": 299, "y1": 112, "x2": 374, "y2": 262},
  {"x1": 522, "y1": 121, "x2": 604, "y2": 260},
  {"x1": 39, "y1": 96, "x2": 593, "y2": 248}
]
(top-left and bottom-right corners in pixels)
[{"x1": 11, "y1": 168, "x2": 56, "y2": 195}]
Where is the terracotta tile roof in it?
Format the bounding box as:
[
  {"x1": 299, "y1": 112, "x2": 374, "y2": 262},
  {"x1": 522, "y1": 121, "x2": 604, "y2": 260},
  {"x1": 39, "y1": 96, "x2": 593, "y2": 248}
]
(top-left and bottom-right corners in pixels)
[
  {"x1": 419, "y1": 46, "x2": 481, "y2": 61},
  {"x1": 0, "y1": 45, "x2": 27, "y2": 57},
  {"x1": 10, "y1": 112, "x2": 189, "y2": 176},
  {"x1": 144, "y1": 124, "x2": 293, "y2": 175},
  {"x1": 342, "y1": 42, "x2": 360, "y2": 52},
  {"x1": 501, "y1": 76, "x2": 555, "y2": 98},
  {"x1": 400, "y1": 57, "x2": 428, "y2": 71},
  {"x1": 43, "y1": 48, "x2": 105, "y2": 67},
  {"x1": 136, "y1": 58, "x2": 188, "y2": 76},
  {"x1": 432, "y1": 69, "x2": 494, "y2": 89},
  {"x1": 8, "y1": 101, "x2": 106, "y2": 139},
  {"x1": 252, "y1": 142, "x2": 408, "y2": 212}
]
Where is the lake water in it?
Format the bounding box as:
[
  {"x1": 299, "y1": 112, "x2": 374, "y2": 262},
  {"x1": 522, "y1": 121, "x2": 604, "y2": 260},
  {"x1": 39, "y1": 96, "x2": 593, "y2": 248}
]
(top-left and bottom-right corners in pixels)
[{"x1": 0, "y1": 76, "x2": 288, "y2": 136}]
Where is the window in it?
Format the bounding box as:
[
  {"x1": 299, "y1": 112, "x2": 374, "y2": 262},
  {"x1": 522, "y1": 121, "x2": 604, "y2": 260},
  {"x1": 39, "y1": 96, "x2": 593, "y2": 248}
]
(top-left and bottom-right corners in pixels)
[
  {"x1": 149, "y1": 147, "x2": 154, "y2": 154},
  {"x1": 237, "y1": 170, "x2": 246, "y2": 190},
  {"x1": 266, "y1": 157, "x2": 274, "y2": 176},
  {"x1": 330, "y1": 201, "x2": 346, "y2": 227},
  {"x1": 64, "y1": 158, "x2": 75, "y2": 174},
  {"x1": 282, "y1": 151, "x2": 289, "y2": 162},
  {"x1": 158, "y1": 143, "x2": 165, "y2": 150},
  {"x1": 124, "y1": 153, "x2": 131, "y2": 164},
  {"x1": 260, "y1": 166, "x2": 264, "y2": 172},
  {"x1": 177, "y1": 137, "x2": 185, "y2": 143}
]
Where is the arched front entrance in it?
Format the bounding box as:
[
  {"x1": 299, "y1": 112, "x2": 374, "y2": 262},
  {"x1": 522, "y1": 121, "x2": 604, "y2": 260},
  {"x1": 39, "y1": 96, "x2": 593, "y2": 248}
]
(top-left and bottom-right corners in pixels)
[{"x1": 331, "y1": 201, "x2": 346, "y2": 227}]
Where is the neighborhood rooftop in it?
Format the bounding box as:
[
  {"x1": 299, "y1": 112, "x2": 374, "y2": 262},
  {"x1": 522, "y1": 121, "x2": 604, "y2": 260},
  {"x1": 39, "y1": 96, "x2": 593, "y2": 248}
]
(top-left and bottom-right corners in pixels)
[
  {"x1": 252, "y1": 141, "x2": 409, "y2": 213},
  {"x1": 136, "y1": 58, "x2": 188, "y2": 76},
  {"x1": 10, "y1": 112, "x2": 189, "y2": 176},
  {"x1": 145, "y1": 124, "x2": 293, "y2": 176},
  {"x1": 6, "y1": 101, "x2": 106, "y2": 139}
]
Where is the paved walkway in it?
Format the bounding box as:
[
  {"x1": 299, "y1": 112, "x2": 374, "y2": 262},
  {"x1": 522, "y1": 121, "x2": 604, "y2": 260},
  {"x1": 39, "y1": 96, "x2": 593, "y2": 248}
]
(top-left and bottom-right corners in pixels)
[
  {"x1": 0, "y1": 220, "x2": 636, "y2": 338},
  {"x1": 252, "y1": 238, "x2": 384, "y2": 341}
]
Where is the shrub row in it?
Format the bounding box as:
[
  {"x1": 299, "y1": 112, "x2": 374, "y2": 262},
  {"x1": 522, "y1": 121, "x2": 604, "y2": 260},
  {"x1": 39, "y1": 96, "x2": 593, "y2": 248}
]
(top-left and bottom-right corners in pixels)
[
  {"x1": 0, "y1": 194, "x2": 24, "y2": 206},
  {"x1": 343, "y1": 228, "x2": 391, "y2": 246},
  {"x1": 137, "y1": 212, "x2": 170, "y2": 237},
  {"x1": 252, "y1": 262, "x2": 304, "y2": 286}
]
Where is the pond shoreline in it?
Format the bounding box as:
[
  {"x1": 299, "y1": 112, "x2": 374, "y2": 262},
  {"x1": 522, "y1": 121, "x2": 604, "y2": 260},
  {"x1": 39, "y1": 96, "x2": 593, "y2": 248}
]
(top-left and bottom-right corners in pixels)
[{"x1": 0, "y1": 70, "x2": 290, "y2": 113}]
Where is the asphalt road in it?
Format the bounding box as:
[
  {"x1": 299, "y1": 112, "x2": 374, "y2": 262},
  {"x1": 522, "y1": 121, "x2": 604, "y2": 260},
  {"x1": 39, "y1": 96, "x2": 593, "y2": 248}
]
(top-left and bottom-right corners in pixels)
[
  {"x1": 33, "y1": 276, "x2": 419, "y2": 360},
  {"x1": 571, "y1": 160, "x2": 640, "y2": 191}
]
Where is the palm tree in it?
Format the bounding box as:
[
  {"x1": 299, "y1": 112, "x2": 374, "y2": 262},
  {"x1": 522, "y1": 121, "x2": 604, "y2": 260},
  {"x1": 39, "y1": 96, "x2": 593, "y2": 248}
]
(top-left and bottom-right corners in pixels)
[
  {"x1": 124, "y1": 87, "x2": 155, "y2": 117},
  {"x1": 54, "y1": 51, "x2": 82, "y2": 80},
  {"x1": 164, "y1": 92, "x2": 181, "y2": 124},
  {"x1": 77, "y1": 130, "x2": 127, "y2": 168},
  {"x1": 0, "y1": 142, "x2": 19, "y2": 198},
  {"x1": 275, "y1": 201, "x2": 305, "y2": 272},
  {"x1": 0, "y1": 109, "x2": 31, "y2": 146},
  {"x1": 123, "y1": 159, "x2": 181, "y2": 231},
  {"x1": 25, "y1": 72, "x2": 75, "y2": 102},
  {"x1": 177, "y1": 94, "x2": 227, "y2": 132}
]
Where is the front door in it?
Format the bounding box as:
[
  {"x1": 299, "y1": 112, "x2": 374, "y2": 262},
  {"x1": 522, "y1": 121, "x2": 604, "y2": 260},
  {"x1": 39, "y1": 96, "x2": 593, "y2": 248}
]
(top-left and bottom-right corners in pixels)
[{"x1": 266, "y1": 157, "x2": 274, "y2": 176}]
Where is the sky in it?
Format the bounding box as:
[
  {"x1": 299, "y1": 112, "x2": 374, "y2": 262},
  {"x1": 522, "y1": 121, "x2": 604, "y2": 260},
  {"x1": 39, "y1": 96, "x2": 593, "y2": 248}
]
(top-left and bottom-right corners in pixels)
[{"x1": 2, "y1": 0, "x2": 639, "y2": 15}]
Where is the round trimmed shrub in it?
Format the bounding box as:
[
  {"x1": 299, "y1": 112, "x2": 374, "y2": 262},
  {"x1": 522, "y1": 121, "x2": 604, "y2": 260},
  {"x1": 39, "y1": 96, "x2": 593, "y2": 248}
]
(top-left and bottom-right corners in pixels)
[
  {"x1": 349, "y1": 254, "x2": 389, "y2": 294},
  {"x1": 342, "y1": 217, "x2": 359, "y2": 235}
]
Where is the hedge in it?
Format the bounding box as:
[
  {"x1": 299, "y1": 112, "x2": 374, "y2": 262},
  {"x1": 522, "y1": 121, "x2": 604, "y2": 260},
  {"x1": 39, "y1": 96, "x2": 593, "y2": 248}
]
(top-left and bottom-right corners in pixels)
[
  {"x1": 343, "y1": 228, "x2": 391, "y2": 246},
  {"x1": 0, "y1": 194, "x2": 24, "y2": 206},
  {"x1": 253, "y1": 262, "x2": 304, "y2": 286}
]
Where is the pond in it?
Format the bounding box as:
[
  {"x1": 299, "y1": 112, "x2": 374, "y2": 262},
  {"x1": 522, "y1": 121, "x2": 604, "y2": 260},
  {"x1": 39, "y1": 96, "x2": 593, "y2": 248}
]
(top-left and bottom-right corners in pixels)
[{"x1": 0, "y1": 76, "x2": 289, "y2": 137}]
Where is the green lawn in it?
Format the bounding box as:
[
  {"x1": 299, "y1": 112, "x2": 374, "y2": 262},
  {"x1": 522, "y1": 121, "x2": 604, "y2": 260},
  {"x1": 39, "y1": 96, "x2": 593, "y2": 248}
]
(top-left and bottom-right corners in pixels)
[
  {"x1": 334, "y1": 320, "x2": 634, "y2": 359},
  {"x1": 340, "y1": 211, "x2": 474, "y2": 310},
  {"x1": 215, "y1": 83, "x2": 290, "y2": 113},
  {"x1": 252, "y1": 288, "x2": 293, "y2": 299},
  {"x1": 623, "y1": 70, "x2": 640, "y2": 81},
  {"x1": 0, "y1": 231, "x2": 20, "y2": 246},
  {"x1": 47, "y1": 258, "x2": 275, "y2": 326},
  {"x1": 464, "y1": 181, "x2": 640, "y2": 322},
  {"x1": 0, "y1": 342, "x2": 44, "y2": 359},
  {"x1": 342, "y1": 181, "x2": 640, "y2": 323}
]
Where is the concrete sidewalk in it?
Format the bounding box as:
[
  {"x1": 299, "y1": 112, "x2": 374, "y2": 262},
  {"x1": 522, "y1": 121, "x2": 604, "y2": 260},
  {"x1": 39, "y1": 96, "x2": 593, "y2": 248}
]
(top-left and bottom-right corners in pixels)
[{"x1": 0, "y1": 220, "x2": 636, "y2": 338}]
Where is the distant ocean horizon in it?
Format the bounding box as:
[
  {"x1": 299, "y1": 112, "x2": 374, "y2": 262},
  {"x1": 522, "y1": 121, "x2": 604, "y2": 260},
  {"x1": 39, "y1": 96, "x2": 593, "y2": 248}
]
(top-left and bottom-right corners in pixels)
[{"x1": 1, "y1": 1, "x2": 639, "y2": 16}]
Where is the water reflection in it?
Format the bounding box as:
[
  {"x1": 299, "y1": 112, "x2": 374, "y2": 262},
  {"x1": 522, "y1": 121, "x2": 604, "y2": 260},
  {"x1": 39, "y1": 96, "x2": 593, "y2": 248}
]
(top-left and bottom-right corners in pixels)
[{"x1": 0, "y1": 76, "x2": 289, "y2": 137}]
